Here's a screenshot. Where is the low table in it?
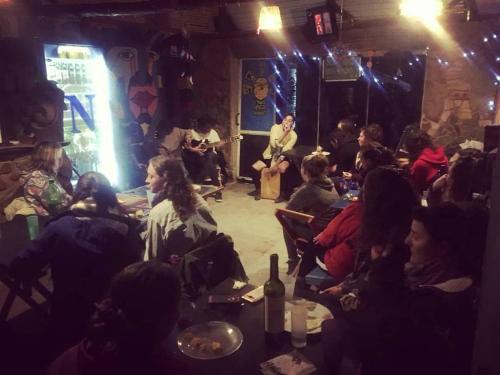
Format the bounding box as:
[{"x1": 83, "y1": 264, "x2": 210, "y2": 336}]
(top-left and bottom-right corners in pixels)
[{"x1": 166, "y1": 281, "x2": 329, "y2": 374}]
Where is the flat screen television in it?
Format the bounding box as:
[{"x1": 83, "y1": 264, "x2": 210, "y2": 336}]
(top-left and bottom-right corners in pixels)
[{"x1": 305, "y1": 5, "x2": 338, "y2": 43}]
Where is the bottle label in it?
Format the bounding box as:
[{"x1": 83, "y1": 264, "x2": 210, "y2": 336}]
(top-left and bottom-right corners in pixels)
[{"x1": 265, "y1": 296, "x2": 285, "y2": 333}]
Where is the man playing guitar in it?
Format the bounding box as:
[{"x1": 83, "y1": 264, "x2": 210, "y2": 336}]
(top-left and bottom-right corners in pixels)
[
  {"x1": 249, "y1": 113, "x2": 298, "y2": 201},
  {"x1": 183, "y1": 115, "x2": 227, "y2": 201}
]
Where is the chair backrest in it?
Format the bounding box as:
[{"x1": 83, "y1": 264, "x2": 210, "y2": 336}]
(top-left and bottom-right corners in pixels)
[
  {"x1": 275, "y1": 208, "x2": 314, "y2": 242},
  {"x1": 178, "y1": 233, "x2": 248, "y2": 297}
]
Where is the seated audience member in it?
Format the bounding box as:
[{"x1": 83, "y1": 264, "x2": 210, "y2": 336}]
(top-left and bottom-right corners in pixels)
[
  {"x1": 320, "y1": 168, "x2": 417, "y2": 374},
  {"x1": 10, "y1": 172, "x2": 142, "y2": 348},
  {"x1": 341, "y1": 123, "x2": 385, "y2": 184},
  {"x1": 404, "y1": 129, "x2": 448, "y2": 195},
  {"x1": 321, "y1": 167, "x2": 417, "y2": 293},
  {"x1": 48, "y1": 261, "x2": 191, "y2": 375},
  {"x1": 314, "y1": 167, "x2": 416, "y2": 282},
  {"x1": 354, "y1": 123, "x2": 384, "y2": 167},
  {"x1": 404, "y1": 204, "x2": 477, "y2": 375},
  {"x1": 328, "y1": 118, "x2": 360, "y2": 175},
  {"x1": 282, "y1": 153, "x2": 340, "y2": 271},
  {"x1": 428, "y1": 148, "x2": 484, "y2": 207},
  {"x1": 19, "y1": 142, "x2": 72, "y2": 216},
  {"x1": 158, "y1": 125, "x2": 192, "y2": 163},
  {"x1": 144, "y1": 156, "x2": 217, "y2": 262},
  {"x1": 183, "y1": 115, "x2": 224, "y2": 201}
]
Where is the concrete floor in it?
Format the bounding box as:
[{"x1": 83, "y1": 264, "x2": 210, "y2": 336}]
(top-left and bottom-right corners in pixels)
[
  {"x1": 207, "y1": 181, "x2": 291, "y2": 287},
  {"x1": 1, "y1": 181, "x2": 292, "y2": 320}
]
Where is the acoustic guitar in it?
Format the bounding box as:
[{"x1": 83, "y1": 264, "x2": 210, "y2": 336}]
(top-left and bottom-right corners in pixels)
[{"x1": 190, "y1": 134, "x2": 243, "y2": 152}]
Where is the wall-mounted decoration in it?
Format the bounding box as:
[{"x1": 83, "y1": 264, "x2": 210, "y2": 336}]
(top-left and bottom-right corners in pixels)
[{"x1": 241, "y1": 59, "x2": 276, "y2": 132}]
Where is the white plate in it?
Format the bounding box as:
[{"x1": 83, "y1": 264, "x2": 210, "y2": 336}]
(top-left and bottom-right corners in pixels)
[
  {"x1": 284, "y1": 301, "x2": 333, "y2": 334},
  {"x1": 177, "y1": 321, "x2": 243, "y2": 360}
]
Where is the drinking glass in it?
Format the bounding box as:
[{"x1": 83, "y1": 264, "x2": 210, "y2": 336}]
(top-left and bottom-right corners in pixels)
[
  {"x1": 26, "y1": 215, "x2": 40, "y2": 240},
  {"x1": 291, "y1": 299, "x2": 307, "y2": 348}
]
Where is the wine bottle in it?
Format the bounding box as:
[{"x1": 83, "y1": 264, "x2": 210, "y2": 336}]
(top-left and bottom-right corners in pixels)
[{"x1": 264, "y1": 253, "x2": 285, "y2": 345}]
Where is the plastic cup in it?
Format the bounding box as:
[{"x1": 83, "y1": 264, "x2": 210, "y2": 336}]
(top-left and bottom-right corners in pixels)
[
  {"x1": 26, "y1": 215, "x2": 40, "y2": 240},
  {"x1": 291, "y1": 299, "x2": 307, "y2": 348}
]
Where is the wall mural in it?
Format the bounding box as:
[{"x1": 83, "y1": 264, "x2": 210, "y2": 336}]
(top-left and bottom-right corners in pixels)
[{"x1": 421, "y1": 49, "x2": 496, "y2": 147}]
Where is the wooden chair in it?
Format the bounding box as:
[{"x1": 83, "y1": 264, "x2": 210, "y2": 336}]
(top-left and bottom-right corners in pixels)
[
  {"x1": 275, "y1": 208, "x2": 315, "y2": 243},
  {"x1": 0, "y1": 215, "x2": 52, "y2": 321}
]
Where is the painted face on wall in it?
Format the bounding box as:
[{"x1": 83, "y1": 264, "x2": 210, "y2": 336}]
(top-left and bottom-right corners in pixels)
[
  {"x1": 253, "y1": 77, "x2": 269, "y2": 100},
  {"x1": 106, "y1": 47, "x2": 139, "y2": 91}
]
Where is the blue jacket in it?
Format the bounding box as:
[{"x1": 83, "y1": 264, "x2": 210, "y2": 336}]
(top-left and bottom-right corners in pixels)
[{"x1": 11, "y1": 210, "x2": 143, "y2": 323}]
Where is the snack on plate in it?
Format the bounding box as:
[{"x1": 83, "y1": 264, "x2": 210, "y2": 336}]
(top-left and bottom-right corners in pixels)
[{"x1": 188, "y1": 336, "x2": 223, "y2": 354}]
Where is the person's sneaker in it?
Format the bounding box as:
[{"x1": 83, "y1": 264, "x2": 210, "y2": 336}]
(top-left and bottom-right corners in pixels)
[
  {"x1": 247, "y1": 190, "x2": 258, "y2": 197},
  {"x1": 274, "y1": 195, "x2": 288, "y2": 204},
  {"x1": 214, "y1": 192, "x2": 223, "y2": 202},
  {"x1": 254, "y1": 193, "x2": 261, "y2": 201}
]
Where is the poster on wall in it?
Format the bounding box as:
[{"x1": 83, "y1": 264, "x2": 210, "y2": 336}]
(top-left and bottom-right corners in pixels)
[
  {"x1": 241, "y1": 59, "x2": 277, "y2": 133},
  {"x1": 44, "y1": 43, "x2": 118, "y2": 185}
]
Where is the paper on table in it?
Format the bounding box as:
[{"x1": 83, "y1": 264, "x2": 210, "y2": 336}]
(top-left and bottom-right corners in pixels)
[{"x1": 260, "y1": 351, "x2": 316, "y2": 375}]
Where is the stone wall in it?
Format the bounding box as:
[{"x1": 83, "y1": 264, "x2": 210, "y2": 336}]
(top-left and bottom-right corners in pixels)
[
  {"x1": 421, "y1": 47, "x2": 497, "y2": 147},
  {"x1": 191, "y1": 38, "x2": 236, "y2": 177}
]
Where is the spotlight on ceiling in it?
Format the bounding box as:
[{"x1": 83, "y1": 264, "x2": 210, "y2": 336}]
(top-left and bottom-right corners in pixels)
[
  {"x1": 400, "y1": 0, "x2": 444, "y2": 20},
  {"x1": 257, "y1": 6, "x2": 283, "y2": 34}
]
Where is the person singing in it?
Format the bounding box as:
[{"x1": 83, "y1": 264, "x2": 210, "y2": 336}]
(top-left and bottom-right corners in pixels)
[{"x1": 249, "y1": 113, "x2": 298, "y2": 201}]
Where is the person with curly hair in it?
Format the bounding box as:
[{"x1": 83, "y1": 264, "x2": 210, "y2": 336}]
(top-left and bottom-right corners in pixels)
[{"x1": 143, "y1": 156, "x2": 217, "y2": 262}]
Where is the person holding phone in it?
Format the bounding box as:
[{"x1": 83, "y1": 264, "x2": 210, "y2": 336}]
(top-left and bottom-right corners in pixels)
[{"x1": 249, "y1": 113, "x2": 298, "y2": 201}]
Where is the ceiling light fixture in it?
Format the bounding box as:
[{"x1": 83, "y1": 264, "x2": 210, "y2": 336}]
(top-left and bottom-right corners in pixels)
[
  {"x1": 400, "y1": 0, "x2": 443, "y2": 20},
  {"x1": 257, "y1": 5, "x2": 283, "y2": 34}
]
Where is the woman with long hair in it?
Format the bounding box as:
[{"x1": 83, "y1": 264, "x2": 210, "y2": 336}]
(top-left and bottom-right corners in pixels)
[
  {"x1": 19, "y1": 141, "x2": 72, "y2": 215},
  {"x1": 144, "y1": 156, "x2": 217, "y2": 261},
  {"x1": 321, "y1": 168, "x2": 418, "y2": 374},
  {"x1": 48, "y1": 261, "x2": 189, "y2": 375}
]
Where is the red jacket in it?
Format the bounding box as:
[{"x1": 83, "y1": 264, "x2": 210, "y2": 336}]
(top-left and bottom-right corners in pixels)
[
  {"x1": 410, "y1": 147, "x2": 448, "y2": 194},
  {"x1": 315, "y1": 201, "x2": 362, "y2": 279}
]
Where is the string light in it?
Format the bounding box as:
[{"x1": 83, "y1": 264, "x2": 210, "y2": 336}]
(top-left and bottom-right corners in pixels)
[{"x1": 484, "y1": 37, "x2": 489, "y2": 43}]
